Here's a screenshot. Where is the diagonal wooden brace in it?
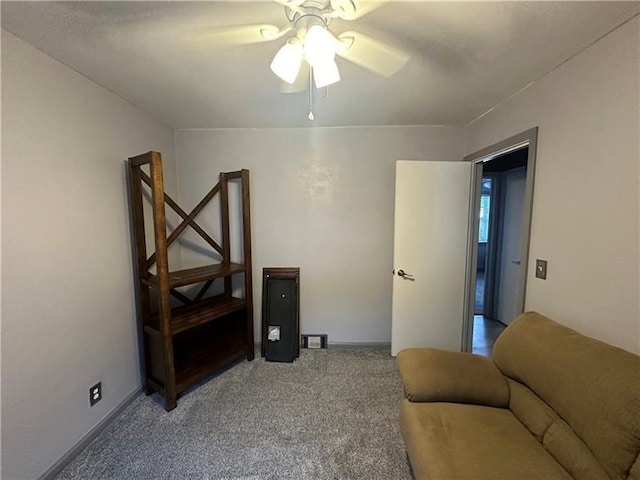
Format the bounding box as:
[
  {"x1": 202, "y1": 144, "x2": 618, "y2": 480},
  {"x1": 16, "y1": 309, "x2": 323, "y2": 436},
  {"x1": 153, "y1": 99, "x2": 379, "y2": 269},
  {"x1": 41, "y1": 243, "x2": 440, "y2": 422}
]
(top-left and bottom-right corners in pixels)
[
  {"x1": 193, "y1": 279, "x2": 215, "y2": 303},
  {"x1": 169, "y1": 288, "x2": 192, "y2": 305},
  {"x1": 141, "y1": 172, "x2": 223, "y2": 268}
]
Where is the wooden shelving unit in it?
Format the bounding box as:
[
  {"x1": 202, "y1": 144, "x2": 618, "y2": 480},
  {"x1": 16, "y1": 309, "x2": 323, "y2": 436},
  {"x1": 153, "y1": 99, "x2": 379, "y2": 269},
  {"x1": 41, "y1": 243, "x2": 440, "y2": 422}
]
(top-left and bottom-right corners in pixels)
[{"x1": 127, "y1": 151, "x2": 254, "y2": 411}]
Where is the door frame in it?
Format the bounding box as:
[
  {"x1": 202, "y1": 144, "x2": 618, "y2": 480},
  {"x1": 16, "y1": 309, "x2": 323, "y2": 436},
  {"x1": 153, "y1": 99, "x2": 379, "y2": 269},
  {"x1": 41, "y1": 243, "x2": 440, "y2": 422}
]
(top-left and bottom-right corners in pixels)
[{"x1": 461, "y1": 128, "x2": 538, "y2": 352}]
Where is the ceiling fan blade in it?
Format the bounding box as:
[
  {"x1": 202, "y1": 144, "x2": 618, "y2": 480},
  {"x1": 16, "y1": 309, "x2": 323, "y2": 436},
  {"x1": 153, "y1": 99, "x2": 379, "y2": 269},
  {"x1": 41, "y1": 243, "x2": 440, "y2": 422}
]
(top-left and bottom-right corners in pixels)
[
  {"x1": 336, "y1": 30, "x2": 409, "y2": 77},
  {"x1": 273, "y1": 0, "x2": 305, "y2": 6},
  {"x1": 280, "y1": 64, "x2": 310, "y2": 93},
  {"x1": 199, "y1": 24, "x2": 291, "y2": 48},
  {"x1": 330, "y1": 0, "x2": 387, "y2": 21},
  {"x1": 273, "y1": 0, "x2": 306, "y2": 15}
]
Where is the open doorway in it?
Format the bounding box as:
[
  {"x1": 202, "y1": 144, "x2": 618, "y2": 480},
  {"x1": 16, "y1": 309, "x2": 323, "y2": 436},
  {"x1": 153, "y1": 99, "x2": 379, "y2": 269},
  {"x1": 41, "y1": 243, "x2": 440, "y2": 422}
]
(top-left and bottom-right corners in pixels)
[
  {"x1": 472, "y1": 148, "x2": 529, "y2": 355},
  {"x1": 462, "y1": 128, "x2": 538, "y2": 355}
]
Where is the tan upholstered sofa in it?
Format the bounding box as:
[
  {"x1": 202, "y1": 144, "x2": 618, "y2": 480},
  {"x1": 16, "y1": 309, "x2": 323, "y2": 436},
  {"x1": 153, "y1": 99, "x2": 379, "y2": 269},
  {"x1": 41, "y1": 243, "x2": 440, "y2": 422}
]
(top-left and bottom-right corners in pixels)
[{"x1": 397, "y1": 312, "x2": 640, "y2": 480}]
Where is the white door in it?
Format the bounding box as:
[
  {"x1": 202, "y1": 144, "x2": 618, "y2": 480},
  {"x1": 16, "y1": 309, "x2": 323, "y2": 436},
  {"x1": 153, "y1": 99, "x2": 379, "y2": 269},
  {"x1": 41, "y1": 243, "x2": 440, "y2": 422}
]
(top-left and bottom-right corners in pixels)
[
  {"x1": 497, "y1": 168, "x2": 526, "y2": 324},
  {"x1": 391, "y1": 161, "x2": 472, "y2": 356}
]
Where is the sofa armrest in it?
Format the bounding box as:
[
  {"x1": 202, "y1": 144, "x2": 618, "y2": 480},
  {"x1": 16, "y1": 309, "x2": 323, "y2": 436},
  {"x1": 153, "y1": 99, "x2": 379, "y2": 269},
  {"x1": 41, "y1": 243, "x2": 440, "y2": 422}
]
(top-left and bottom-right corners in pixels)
[{"x1": 397, "y1": 348, "x2": 509, "y2": 407}]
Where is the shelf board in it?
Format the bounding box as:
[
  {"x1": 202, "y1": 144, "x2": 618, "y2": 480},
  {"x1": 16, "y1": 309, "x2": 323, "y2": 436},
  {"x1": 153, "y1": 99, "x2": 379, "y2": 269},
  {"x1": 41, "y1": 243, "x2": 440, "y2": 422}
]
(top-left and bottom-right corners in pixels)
[
  {"x1": 171, "y1": 296, "x2": 246, "y2": 334},
  {"x1": 144, "y1": 262, "x2": 245, "y2": 289},
  {"x1": 144, "y1": 296, "x2": 246, "y2": 335},
  {"x1": 175, "y1": 340, "x2": 247, "y2": 394}
]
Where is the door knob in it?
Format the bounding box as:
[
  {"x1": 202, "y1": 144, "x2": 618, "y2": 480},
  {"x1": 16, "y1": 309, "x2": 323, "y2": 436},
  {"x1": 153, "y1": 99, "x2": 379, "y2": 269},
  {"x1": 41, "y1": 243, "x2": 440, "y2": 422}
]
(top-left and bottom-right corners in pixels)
[
  {"x1": 511, "y1": 260, "x2": 521, "y2": 265},
  {"x1": 397, "y1": 269, "x2": 415, "y2": 280}
]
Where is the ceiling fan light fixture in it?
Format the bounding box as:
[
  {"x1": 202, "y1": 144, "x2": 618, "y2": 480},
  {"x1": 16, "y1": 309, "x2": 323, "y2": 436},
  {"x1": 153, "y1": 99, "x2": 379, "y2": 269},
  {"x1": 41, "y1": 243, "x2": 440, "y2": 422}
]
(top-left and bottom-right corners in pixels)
[
  {"x1": 313, "y1": 59, "x2": 340, "y2": 88},
  {"x1": 304, "y1": 24, "x2": 338, "y2": 67},
  {"x1": 270, "y1": 38, "x2": 303, "y2": 84}
]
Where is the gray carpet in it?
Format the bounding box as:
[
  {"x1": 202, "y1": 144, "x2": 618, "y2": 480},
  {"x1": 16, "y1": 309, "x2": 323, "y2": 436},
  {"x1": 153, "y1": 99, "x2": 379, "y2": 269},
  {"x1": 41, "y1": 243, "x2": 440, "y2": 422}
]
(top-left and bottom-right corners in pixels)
[{"x1": 55, "y1": 347, "x2": 413, "y2": 480}]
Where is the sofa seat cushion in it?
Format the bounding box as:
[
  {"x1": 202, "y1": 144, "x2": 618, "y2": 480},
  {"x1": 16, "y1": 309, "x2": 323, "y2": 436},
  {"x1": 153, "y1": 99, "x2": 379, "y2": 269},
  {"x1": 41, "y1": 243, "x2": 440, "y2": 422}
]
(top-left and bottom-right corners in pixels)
[{"x1": 399, "y1": 400, "x2": 573, "y2": 480}]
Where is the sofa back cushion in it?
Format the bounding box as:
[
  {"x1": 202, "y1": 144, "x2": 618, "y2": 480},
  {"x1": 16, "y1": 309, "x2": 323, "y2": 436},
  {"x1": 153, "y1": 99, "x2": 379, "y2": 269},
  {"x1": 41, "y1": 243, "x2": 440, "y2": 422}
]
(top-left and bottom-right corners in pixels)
[
  {"x1": 507, "y1": 378, "x2": 609, "y2": 480},
  {"x1": 492, "y1": 312, "x2": 640, "y2": 480}
]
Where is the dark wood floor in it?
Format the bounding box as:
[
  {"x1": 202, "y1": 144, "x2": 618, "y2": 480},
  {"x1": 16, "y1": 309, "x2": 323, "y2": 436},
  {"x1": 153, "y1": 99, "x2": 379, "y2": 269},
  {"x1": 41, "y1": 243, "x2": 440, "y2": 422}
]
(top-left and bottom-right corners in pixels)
[{"x1": 472, "y1": 315, "x2": 506, "y2": 357}]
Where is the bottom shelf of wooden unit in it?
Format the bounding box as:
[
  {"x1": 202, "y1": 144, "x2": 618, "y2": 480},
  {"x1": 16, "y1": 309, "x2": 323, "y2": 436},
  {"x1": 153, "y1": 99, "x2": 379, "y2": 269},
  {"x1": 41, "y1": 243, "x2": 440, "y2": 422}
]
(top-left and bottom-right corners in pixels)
[
  {"x1": 172, "y1": 311, "x2": 250, "y2": 394},
  {"x1": 175, "y1": 341, "x2": 247, "y2": 393}
]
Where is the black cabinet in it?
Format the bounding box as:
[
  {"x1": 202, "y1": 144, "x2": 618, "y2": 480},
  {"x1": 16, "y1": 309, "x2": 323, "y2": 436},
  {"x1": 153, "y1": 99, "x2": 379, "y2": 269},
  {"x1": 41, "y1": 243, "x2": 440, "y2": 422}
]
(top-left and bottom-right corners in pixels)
[{"x1": 262, "y1": 268, "x2": 300, "y2": 362}]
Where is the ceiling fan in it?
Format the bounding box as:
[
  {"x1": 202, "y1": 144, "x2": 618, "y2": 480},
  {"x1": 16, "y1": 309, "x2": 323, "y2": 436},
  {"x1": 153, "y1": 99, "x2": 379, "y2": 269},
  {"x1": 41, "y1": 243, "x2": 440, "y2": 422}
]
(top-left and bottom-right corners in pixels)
[{"x1": 206, "y1": 0, "x2": 410, "y2": 93}]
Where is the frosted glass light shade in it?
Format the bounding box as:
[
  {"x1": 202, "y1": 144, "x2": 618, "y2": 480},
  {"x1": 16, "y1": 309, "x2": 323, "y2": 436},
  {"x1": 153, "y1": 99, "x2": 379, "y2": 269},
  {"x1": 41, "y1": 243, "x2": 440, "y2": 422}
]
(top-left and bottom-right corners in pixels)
[
  {"x1": 313, "y1": 59, "x2": 340, "y2": 88},
  {"x1": 304, "y1": 25, "x2": 337, "y2": 67},
  {"x1": 270, "y1": 40, "x2": 303, "y2": 84}
]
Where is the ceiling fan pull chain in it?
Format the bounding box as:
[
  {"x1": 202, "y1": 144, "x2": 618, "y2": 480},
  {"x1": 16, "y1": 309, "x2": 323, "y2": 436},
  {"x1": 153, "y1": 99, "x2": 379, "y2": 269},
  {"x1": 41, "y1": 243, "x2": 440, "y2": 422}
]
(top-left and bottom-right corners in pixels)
[{"x1": 308, "y1": 66, "x2": 315, "y2": 121}]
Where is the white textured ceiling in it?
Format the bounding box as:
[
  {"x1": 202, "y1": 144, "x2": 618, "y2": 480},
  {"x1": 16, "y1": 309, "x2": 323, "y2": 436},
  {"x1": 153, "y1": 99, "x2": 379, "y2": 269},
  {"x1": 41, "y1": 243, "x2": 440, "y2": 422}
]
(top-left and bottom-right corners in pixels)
[{"x1": 2, "y1": 1, "x2": 639, "y2": 128}]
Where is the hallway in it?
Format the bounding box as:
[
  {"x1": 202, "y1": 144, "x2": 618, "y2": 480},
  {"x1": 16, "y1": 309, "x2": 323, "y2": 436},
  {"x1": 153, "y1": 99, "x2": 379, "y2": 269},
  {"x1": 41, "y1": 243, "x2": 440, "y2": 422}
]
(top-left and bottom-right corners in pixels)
[{"x1": 472, "y1": 315, "x2": 506, "y2": 357}]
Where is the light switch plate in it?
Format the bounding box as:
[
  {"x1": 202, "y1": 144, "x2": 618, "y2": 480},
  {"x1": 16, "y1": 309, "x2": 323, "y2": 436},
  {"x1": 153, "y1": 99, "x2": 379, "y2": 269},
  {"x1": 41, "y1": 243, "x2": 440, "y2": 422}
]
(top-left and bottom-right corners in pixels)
[{"x1": 535, "y1": 259, "x2": 548, "y2": 280}]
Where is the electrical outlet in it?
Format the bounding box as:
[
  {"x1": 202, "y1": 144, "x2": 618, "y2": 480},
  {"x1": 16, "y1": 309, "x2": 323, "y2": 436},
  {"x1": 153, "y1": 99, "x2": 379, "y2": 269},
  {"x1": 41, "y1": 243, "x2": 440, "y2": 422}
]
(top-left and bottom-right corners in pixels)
[{"x1": 89, "y1": 382, "x2": 102, "y2": 407}]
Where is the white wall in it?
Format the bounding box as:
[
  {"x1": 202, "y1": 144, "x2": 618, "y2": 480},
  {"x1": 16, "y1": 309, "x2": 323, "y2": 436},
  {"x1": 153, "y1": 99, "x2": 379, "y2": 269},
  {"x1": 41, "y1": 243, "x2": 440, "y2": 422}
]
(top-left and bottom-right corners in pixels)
[
  {"x1": 175, "y1": 126, "x2": 464, "y2": 344},
  {"x1": 1, "y1": 31, "x2": 177, "y2": 479},
  {"x1": 465, "y1": 17, "x2": 640, "y2": 353}
]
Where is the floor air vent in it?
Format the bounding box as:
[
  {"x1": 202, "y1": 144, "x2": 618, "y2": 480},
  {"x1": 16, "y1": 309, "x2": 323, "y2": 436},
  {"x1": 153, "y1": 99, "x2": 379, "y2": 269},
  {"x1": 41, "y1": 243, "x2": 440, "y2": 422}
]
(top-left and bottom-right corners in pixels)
[{"x1": 301, "y1": 334, "x2": 328, "y2": 349}]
